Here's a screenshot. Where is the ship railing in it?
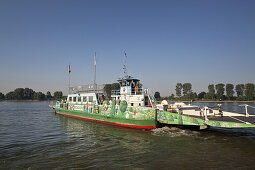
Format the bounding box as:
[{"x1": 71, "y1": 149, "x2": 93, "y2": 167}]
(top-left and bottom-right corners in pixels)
[
  {"x1": 239, "y1": 104, "x2": 255, "y2": 117},
  {"x1": 111, "y1": 88, "x2": 146, "y2": 95},
  {"x1": 132, "y1": 88, "x2": 145, "y2": 95},
  {"x1": 69, "y1": 84, "x2": 105, "y2": 94}
]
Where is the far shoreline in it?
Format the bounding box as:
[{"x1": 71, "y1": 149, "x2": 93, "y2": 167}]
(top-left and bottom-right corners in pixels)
[{"x1": 0, "y1": 100, "x2": 58, "y2": 102}]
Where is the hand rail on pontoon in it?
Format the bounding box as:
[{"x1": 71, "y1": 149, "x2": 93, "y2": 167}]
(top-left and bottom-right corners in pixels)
[{"x1": 239, "y1": 104, "x2": 255, "y2": 117}]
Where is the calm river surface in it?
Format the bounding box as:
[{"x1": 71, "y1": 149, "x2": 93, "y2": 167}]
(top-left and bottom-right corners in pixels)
[{"x1": 1, "y1": 101, "x2": 255, "y2": 169}]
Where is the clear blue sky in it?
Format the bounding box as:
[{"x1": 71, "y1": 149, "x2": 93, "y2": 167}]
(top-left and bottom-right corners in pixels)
[{"x1": 0, "y1": 0, "x2": 255, "y2": 96}]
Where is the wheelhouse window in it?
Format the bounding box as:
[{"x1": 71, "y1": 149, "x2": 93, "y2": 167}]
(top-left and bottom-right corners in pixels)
[
  {"x1": 89, "y1": 96, "x2": 93, "y2": 102},
  {"x1": 73, "y1": 97, "x2": 77, "y2": 102},
  {"x1": 69, "y1": 97, "x2": 72, "y2": 102},
  {"x1": 78, "y1": 97, "x2": 81, "y2": 102},
  {"x1": 83, "y1": 96, "x2": 87, "y2": 103}
]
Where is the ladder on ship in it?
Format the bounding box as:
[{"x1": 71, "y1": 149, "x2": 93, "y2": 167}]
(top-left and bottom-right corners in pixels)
[{"x1": 147, "y1": 89, "x2": 157, "y2": 108}]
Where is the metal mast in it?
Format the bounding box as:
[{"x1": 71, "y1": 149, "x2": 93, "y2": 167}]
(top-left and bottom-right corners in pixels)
[
  {"x1": 122, "y1": 51, "x2": 128, "y2": 78},
  {"x1": 94, "y1": 52, "x2": 97, "y2": 93},
  {"x1": 68, "y1": 64, "x2": 71, "y2": 94}
]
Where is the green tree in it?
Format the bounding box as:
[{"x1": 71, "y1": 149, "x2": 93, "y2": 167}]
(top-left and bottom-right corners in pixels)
[
  {"x1": 111, "y1": 83, "x2": 120, "y2": 90},
  {"x1": 104, "y1": 84, "x2": 112, "y2": 99},
  {"x1": 169, "y1": 93, "x2": 175, "y2": 100},
  {"x1": 0, "y1": 92, "x2": 4, "y2": 100},
  {"x1": 183, "y1": 83, "x2": 192, "y2": 99},
  {"x1": 245, "y1": 83, "x2": 255, "y2": 100},
  {"x1": 14, "y1": 88, "x2": 25, "y2": 100},
  {"x1": 235, "y1": 84, "x2": 245, "y2": 99},
  {"x1": 46, "y1": 91, "x2": 52, "y2": 99},
  {"x1": 5, "y1": 91, "x2": 15, "y2": 100},
  {"x1": 23, "y1": 88, "x2": 34, "y2": 99},
  {"x1": 103, "y1": 83, "x2": 120, "y2": 99},
  {"x1": 207, "y1": 84, "x2": 215, "y2": 100},
  {"x1": 154, "y1": 91, "x2": 161, "y2": 100},
  {"x1": 226, "y1": 84, "x2": 234, "y2": 100},
  {"x1": 215, "y1": 84, "x2": 225, "y2": 100},
  {"x1": 175, "y1": 83, "x2": 182, "y2": 98},
  {"x1": 54, "y1": 91, "x2": 63, "y2": 99},
  {"x1": 198, "y1": 92, "x2": 206, "y2": 100},
  {"x1": 33, "y1": 92, "x2": 46, "y2": 100},
  {"x1": 190, "y1": 92, "x2": 197, "y2": 100}
]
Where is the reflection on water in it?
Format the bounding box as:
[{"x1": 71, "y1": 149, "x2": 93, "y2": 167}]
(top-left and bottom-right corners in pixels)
[{"x1": 1, "y1": 101, "x2": 255, "y2": 169}]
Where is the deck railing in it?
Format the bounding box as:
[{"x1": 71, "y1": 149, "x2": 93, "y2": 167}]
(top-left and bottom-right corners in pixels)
[
  {"x1": 111, "y1": 88, "x2": 146, "y2": 95},
  {"x1": 69, "y1": 84, "x2": 105, "y2": 94}
]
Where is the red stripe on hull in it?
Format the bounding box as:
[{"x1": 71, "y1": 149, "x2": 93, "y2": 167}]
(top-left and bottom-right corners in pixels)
[{"x1": 55, "y1": 112, "x2": 156, "y2": 129}]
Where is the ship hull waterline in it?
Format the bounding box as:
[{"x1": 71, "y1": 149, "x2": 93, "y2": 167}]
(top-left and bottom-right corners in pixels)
[{"x1": 54, "y1": 108, "x2": 156, "y2": 129}]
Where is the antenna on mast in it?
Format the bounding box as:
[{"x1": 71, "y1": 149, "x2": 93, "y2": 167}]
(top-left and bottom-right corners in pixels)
[{"x1": 122, "y1": 51, "x2": 128, "y2": 78}]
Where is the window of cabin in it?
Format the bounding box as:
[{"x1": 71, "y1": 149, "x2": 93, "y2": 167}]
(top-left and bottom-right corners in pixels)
[
  {"x1": 73, "y1": 97, "x2": 77, "y2": 102},
  {"x1": 78, "y1": 97, "x2": 81, "y2": 102},
  {"x1": 139, "y1": 103, "x2": 141, "y2": 106},
  {"x1": 69, "y1": 97, "x2": 72, "y2": 102},
  {"x1": 131, "y1": 103, "x2": 134, "y2": 106},
  {"x1": 89, "y1": 96, "x2": 93, "y2": 102},
  {"x1": 83, "y1": 96, "x2": 87, "y2": 103}
]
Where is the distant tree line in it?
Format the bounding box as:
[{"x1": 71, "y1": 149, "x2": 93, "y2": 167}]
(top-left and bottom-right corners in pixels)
[
  {"x1": 154, "y1": 83, "x2": 255, "y2": 101},
  {"x1": 104, "y1": 83, "x2": 120, "y2": 99},
  {"x1": 0, "y1": 88, "x2": 63, "y2": 101}
]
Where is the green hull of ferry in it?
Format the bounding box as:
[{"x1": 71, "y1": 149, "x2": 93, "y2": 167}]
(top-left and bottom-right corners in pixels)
[{"x1": 51, "y1": 104, "x2": 156, "y2": 129}]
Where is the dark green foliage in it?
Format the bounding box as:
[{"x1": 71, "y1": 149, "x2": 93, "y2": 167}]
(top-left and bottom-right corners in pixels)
[
  {"x1": 5, "y1": 92, "x2": 15, "y2": 100},
  {"x1": 14, "y1": 88, "x2": 24, "y2": 100},
  {"x1": 104, "y1": 83, "x2": 120, "y2": 99},
  {"x1": 23, "y1": 88, "x2": 35, "y2": 99},
  {"x1": 154, "y1": 91, "x2": 161, "y2": 100},
  {"x1": 207, "y1": 84, "x2": 215, "y2": 100},
  {"x1": 183, "y1": 83, "x2": 192, "y2": 96},
  {"x1": 235, "y1": 84, "x2": 245, "y2": 99},
  {"x1": 198, "y1": 92, "x2": 206, "y2": 99},
  {"x1": 1, "y1": 88, "x2": 60, "y2": 101},
  {"x1": 0, "y1": 92, "x2": 4, "y2": 100},
  {"x1": 5, "y1": 88, "x2": 36, "y2": 100},
  {"x1": 175, "y1": 83, "x2": 182, "y2": 98},
  {"x1": 245, "y1": 83, "x2": 255, "y2": 100},
  {"x1": 33, "y1": 92, "x2": 45, "y2": 100},
  {"x1": 169, "y1": 94, "x2": 175, "y2": 100},
  {"x1": 111, "y1": 83, "x2": 120, "y2": 90},
  {"x1": 54, "y1": 91, "x2": 63, "y2": 99},
  {"x1": 182, "y1": 83, "x2": 192, "y2": 99},
  {"x1": 215, "y1": 84, "x2": 225, "y2": 100},
  {"x1": 46, "y1": 91, "x2": 52, "y2": 99},
  {"x1": 226, "y1": 84, "x2": 234, "y2": 100}
]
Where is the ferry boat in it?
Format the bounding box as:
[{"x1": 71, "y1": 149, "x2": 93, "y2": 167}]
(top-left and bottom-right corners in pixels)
[{"x1": 51, "y1": 76, "x2": 158, "y2": 129}]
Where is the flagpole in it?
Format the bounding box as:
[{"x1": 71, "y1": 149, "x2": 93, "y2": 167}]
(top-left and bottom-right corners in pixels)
[{"x1": 68, "y1": 73, "x2": 70, "y2": 94}]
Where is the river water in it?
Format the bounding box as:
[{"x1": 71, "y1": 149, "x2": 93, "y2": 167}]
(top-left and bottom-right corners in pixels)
[{"x1": 1, "y1": 101, "x2": 255, "y2": 169}]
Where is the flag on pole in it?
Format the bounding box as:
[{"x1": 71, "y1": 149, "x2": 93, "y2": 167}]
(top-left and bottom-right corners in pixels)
[
  {"x1": 68, "y1": 64, "x2": 71, "y2": 74},
  {"x1": 94, "y1": 52, "x2": 96, "y2": 66}
]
